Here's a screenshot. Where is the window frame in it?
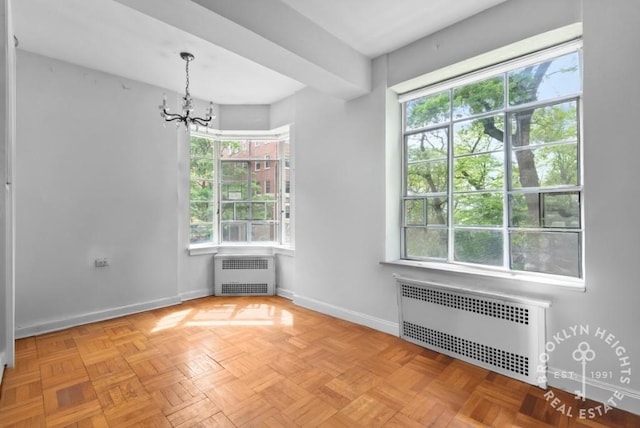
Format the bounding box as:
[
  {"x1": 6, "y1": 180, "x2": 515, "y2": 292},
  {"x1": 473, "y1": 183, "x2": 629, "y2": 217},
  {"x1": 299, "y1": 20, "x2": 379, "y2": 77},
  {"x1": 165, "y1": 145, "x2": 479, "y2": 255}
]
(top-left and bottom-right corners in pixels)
[{"x1": 399, "y1": 40, "x2": 584, "y2": 280}]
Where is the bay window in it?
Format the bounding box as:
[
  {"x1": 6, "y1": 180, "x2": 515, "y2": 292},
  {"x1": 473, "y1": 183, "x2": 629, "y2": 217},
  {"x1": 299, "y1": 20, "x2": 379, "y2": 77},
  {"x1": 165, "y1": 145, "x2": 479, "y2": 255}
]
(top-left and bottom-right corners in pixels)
[{"x1": 189, "y1": 130, "x2": 291, "y2": 246}]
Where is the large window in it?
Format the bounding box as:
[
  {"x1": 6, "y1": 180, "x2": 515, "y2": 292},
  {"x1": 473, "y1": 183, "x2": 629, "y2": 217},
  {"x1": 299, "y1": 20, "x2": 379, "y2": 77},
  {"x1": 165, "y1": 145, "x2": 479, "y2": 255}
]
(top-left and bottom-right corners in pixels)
[
  {"x1": 189, "y1": 131, "x2": 291, "y2": 245},
  {"x1": 401, "y1": 42, "x2": 582, "y2": 278}
]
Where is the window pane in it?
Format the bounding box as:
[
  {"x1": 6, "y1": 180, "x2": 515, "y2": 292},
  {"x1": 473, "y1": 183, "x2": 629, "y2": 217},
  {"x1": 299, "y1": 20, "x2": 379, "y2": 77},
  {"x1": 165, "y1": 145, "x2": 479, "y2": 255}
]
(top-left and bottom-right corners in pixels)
[
  {"x1": 251, "y1": 202, "x2": 266, "y2": 220},
  {"x1": 222, "y1": 161, "x2": 249, "y2": 181},
  {"x1": 219, "y1": 140, "x2": 243, "y2": 157},
  {"x1": 222, "y1": 223, "x2": 246, "y2": 242},
  {"x1": 454, "y1": 229, "x2": 503, "y2": 266},
  {"x1": 404, "y1": 199, "x2": 425, "y2": 226},
  {"x1": 510, "y1": 231, "x2": 580, "y2": 277},
  {"x1": 254, "y1": 165, "x2": 278, "y2": 199},
  {"x1": 191, "y1": 157, "x2": 213, "y2": 178},
  {"x1": 190, "y1": 179, "x2": 214, "y2": 202},
  {"x1": 427, "y1": 197, "x2": 448, "y2": 225},
  {"x1": 509, "y1": 193, "x2": 540, "y2": 227},
  {"x1": 405, "y1": 228, "x2": 447, "y2": 259},
  {"x1": 509, "y1": 51, "x2": 581, "y2": 106},
  {"x1": 190, "y1": 224, "x2": 213, "y2": 243},
  {"x1": 407, "y1": 160, "x2": 447, "y2": 195},
  {"x1": 222, "y1": 183, "x2": 248, "y2": 201},
  {"x1": 405, "y1": 90, "x2": 450, "y2": 131},
  {"x1": 190, "y1": 202, "x2": 214, "y2": 223},
  {"x1": 454, "y1": 116, "x2": 504, "y2": 155},
  {"x1": 510, "y1": 101, "x2": 578, "y2": 148},
  {"x1": 221, "y1": 202, "x2": 234, "y2": 221},
  {"x1": 542, "y1": 192, "x2": 580, "y2": 228},
  {"x1": 251, "y1": 223, "x2": 276, "y2": 241},
  {"x1": 190, "y1": 137, "x2": 214, "y2": 157},
  {"x1": 235, "y1": 203, "x2": 249, "y2": 220},
  {"x1": 511, "y1": 144, "x2": 578, "y2": 188},
  {"x1": 454, "y1": 193, "x2": 503, "y2": 226},
  {"x1": 454, "y1": 153, "x2": 504, "y2": 191},
  {"x1": 249, "y1": 202, "x2": 277, "y2": 220},
  {"x1": 406, "y1": 128, "x2": 448, "y2": 162},
  {"x1": 453, "y1": 75, "x2": 504, "y2": 119}
]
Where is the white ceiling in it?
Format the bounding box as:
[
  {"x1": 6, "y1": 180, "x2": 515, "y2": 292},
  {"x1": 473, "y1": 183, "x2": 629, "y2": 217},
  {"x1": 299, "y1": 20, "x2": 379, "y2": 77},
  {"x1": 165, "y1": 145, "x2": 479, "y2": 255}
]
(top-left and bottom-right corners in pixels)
[{"x1": 12, "y1": 0, "x2": 506, "y2": 105}]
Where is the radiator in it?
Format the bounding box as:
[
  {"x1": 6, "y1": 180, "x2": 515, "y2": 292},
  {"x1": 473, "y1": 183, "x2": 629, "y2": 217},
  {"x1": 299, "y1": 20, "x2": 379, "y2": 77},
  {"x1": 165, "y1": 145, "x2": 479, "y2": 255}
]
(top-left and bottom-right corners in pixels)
[
  {"x1": 214, "y1": 255, "x2": 275, "y2": 296},
  {"x1": 395, "y1": 275, "x2": 549, "y2": 387}
]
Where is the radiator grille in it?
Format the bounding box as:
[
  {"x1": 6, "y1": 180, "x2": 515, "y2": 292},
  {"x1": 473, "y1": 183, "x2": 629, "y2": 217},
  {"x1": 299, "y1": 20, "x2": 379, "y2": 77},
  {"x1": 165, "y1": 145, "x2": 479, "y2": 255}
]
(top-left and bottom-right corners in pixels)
[
  {"x1": 403, "y1": 321, "x2": 529, "y2": 376},
  {"x1": 402, "y1": 284, "x2": 529, "y2": 325},
  {"x1": 222, "y1": 258, "x2": 269, "y2": 270},
  {"x1": 221, "y1": 283, "x2": 269, "y2": 295}
]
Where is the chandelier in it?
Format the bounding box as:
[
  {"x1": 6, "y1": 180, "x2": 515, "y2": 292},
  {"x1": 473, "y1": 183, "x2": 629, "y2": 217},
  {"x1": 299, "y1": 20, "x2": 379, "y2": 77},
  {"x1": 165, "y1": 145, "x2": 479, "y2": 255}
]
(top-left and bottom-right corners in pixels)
[{"x1": 160, "y1": 52, "x2": 214, "y2": 128}]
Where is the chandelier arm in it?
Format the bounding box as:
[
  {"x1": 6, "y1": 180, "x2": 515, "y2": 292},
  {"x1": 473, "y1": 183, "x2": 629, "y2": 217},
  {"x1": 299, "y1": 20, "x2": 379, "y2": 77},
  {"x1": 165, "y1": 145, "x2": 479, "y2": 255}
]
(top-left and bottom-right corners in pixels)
[
  {"x1": 161, "y1": 111, "x2": 187, "y2": 122},
  {"x1": 191, "y1": 117, "x2": 213, "y2": 127}
]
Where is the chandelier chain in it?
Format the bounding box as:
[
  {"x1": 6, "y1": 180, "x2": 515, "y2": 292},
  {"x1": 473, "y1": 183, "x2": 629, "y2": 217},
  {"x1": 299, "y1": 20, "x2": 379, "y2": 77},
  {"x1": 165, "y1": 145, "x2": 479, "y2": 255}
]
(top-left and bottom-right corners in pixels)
[{"x1": 184, "y1": 57, "x2": 191, "y2": 97}]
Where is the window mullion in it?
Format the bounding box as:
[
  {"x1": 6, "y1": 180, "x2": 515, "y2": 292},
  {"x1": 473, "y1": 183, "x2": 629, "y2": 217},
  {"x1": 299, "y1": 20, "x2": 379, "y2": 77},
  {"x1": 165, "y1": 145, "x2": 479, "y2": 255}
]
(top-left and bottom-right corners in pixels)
[
  {"x1": 502, "y1": 107, "x2": 511, "y2": 270},
  {"x1": 447, "y1": 95, "x2": 455, "y2": 262},
  {"x1": 215, "y1": 139, "x2": 221, "y2": 245}
]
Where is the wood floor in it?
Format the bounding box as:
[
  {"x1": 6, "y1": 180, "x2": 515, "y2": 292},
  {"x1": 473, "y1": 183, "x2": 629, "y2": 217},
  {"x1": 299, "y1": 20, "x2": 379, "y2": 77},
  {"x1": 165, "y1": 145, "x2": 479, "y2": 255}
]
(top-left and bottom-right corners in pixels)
[{"x1": 1, "y1": 296, "x2": 638, "y2": 427}]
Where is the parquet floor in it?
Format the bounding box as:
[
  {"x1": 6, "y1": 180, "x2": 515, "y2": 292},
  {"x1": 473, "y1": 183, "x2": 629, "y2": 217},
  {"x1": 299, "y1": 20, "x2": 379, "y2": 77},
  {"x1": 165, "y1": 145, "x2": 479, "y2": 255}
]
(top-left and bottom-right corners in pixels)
[{"x1": 1, "y1": 296, "x2": 639, "y2": 427}]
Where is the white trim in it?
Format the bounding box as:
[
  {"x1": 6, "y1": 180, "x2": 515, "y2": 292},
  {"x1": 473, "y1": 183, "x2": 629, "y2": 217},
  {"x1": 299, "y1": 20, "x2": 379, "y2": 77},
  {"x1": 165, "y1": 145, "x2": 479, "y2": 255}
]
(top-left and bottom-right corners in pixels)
[
  {"x1": 547, "y1": 366, "x2": 640, "y2": 416},
  {"x1": 398, "y1": 39, "x2": 582, "y2": 103},
  {"x1": 180, "y1": 289, "x2": 213, "y2": 301},
  {"x1": 393, "y1": 23, "x2": 583, "y2": 97},
  {"x1": 191, "y1": 125, "x2": 290, "y2": 141},
  {"x1": 384, "y1": 259, "x2": 584, "y2": 290},
  {"x1": 394, "y1": 274, "x2": 550, "y2": 308},
  {"x1": 188, "y1": 244, "x2": 219, "y2": 256},
  {"x1": 276, "y1": 287, "x2": 294, "y2": 300},
  {"x1": 15, "y1": 296, "x2": 181, "y2": 339},
  {"x1": 0, "y1": 351, "x2": 6, "y2": 385},
  {"x1": 188, "y1": 243, "x2": 294, "y2": 257},
  {"x1": 293, "y1": 294, "x2": 399, "y2": 337}
]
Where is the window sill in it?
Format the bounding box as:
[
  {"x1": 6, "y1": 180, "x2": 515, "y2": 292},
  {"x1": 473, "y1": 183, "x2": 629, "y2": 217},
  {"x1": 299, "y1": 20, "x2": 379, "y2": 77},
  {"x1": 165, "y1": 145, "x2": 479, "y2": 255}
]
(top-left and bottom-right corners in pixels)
[
  {"x1": 380, "y1": 259, "x2": 585, "y2": 291},
  {"x1": 188, "y1": 243, "x2": 294, "y2": 257}
]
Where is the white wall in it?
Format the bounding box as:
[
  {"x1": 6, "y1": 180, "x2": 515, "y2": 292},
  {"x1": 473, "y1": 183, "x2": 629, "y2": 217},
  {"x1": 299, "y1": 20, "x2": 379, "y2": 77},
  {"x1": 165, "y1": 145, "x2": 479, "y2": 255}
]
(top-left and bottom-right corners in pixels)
[
  {"x1": 218, "y1": 104, "x2": 270, "y2": 130},
  {"x1": 290, "y1": 0, "x2": 640, "y2": 415},
  {"x1": 15, "y1": 51, "x2": 183, "y2": 336},
  {"x1": 292, "y1": 55, "x2": 396, "y2": 333}
]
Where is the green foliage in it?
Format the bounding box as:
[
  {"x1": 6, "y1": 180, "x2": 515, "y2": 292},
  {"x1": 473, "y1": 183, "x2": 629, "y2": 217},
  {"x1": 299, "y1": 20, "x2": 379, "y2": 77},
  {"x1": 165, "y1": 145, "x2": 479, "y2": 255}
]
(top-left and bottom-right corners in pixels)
[
  {"x1": 453, "y1": 76, "x2": 504, "y2": 118},
  {"x1": 454, "y1": 193, "x2": 503, "y2": 226},
  {"x1": 406, "y1": 92, "x2": 450, "y2": 130}
]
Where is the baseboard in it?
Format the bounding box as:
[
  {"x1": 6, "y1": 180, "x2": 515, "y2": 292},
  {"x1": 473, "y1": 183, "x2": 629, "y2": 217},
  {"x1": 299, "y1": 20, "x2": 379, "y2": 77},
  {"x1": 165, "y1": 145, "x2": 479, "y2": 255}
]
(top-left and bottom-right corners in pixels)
[
  {"x1": 180, "y1": 288, "x2": 213, "y2": 302},
  {"x1": 293, "y1": 294, "x2": 399, "y2": 337},
  {"x1": 15, "y1": 296, "x2": 182, "y2": 338},
  {"x1": 0, "y1": 351, "x2": 6, "y2": 386},
  {"x1": 547, "y1": 366, "x2": 640, "y2": 417},
  {"x1": 276, "y1": 287, "x2": 294, "y2": 300}
]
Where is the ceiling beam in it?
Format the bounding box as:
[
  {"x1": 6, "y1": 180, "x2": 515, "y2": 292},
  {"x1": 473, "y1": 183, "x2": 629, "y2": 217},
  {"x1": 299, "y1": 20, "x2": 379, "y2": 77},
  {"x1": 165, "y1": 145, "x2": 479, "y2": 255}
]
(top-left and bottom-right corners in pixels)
[{"x1": 114, "y1": 0, "x2": 371, "y2": 100}]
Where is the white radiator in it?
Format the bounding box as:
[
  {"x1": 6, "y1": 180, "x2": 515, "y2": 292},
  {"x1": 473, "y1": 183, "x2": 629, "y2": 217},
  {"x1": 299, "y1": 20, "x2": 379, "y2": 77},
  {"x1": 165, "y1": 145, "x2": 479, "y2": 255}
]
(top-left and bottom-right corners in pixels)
[
  {"x1": 395, "y1": 275, "x2": 549, "y2": 387},
  {"x1": 214, "y1": 255, "x2": 275, "y2": 296}
]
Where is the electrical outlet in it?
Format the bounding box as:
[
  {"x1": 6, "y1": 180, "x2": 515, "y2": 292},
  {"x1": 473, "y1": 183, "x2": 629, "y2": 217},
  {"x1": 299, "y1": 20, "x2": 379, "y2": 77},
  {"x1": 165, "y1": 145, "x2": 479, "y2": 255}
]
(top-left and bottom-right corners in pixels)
[{"x1": 94, "y1": 258, "x2": 110, "y2": 268}]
